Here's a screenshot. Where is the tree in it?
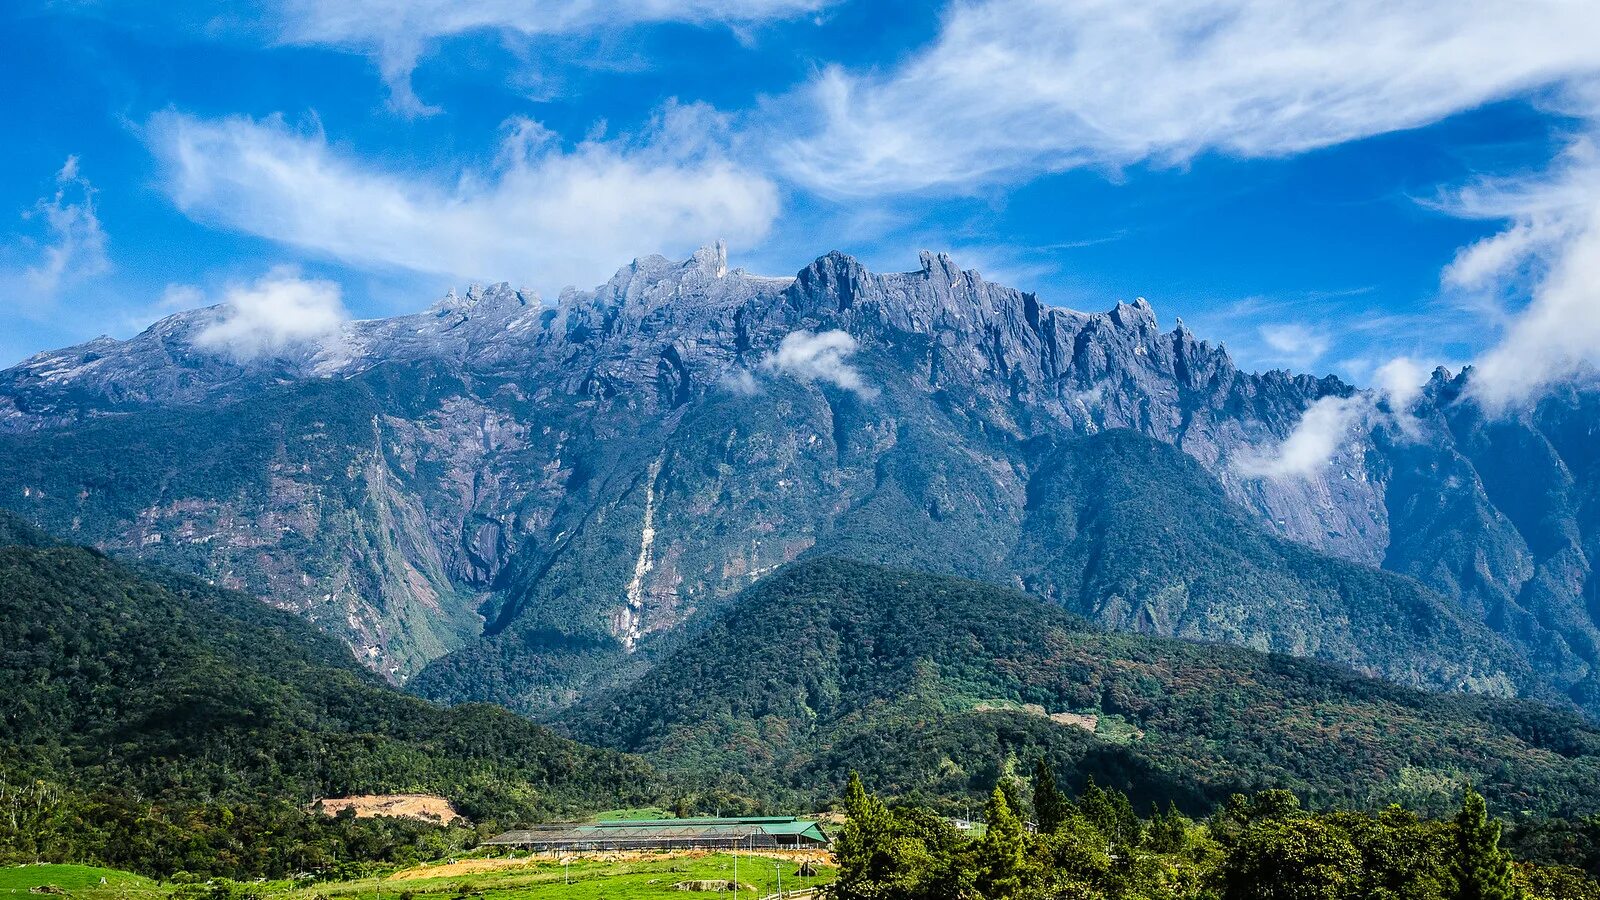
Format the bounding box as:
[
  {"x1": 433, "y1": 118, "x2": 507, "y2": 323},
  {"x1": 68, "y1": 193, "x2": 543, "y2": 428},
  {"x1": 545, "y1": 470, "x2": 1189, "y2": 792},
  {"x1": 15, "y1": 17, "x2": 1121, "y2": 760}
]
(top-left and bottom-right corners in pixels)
[
  {"x1": 832, "y1": 772, "x2": 897, "y2": 900},
  {"x1": 998, "y1": 778, "x2": 1025, "y2": 829},
  {"x1": 1031, "y1": 759, "x2": 1068, "y2": 835},
  {"x1": 1080, "y1": 778, "x2": 1142, "y2": 848},
  {"x1": 1146, "y1": 801, "x2": 1187, "y2": 854},
  {"x1": 1448, "y1": 786, "x2": 1520, "y2": 900},
  {"x1": 1218, "y1": 818, "x2": 1361, "y2": 900},
  {"x1": 978, "y1": 787, "x2": 1026, "y2": 899}
]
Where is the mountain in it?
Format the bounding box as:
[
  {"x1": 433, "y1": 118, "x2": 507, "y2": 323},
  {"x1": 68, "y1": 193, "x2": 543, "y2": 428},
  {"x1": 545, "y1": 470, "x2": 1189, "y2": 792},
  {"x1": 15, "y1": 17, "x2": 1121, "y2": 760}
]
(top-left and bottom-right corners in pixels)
[
  {"x1": 563, "y1": 557, "x2": 1600, "y2": 818},
  {"x1": 0, "y1": 511, "x2": 654, "y2": 822},
  {"x1": 0, "y1": 246, "x2": 1596, "y2": 716}
]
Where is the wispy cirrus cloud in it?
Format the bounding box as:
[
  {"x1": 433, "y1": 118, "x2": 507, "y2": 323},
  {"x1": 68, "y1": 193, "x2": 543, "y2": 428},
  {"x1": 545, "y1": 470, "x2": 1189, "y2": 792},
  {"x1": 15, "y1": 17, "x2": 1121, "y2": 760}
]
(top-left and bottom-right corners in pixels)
[
  {"x1": 146, "y1": 102, "x2": 779, "y2": 294},
  {"x1": 271, "y1": 0, "x2": 832, "y2": 115},
  {"x1": 781, "y1": 0, "x2": 1600, "y2": 196},
  {"x1": 1435, "y1": 126, "x2": 1600, "y2": 411},
  {"x1": 1258, "y1": 322, "x2": 1330, "y2": 367},
  {"x1": 3, "y1": 156, "x2": 110, "y2": 314}
]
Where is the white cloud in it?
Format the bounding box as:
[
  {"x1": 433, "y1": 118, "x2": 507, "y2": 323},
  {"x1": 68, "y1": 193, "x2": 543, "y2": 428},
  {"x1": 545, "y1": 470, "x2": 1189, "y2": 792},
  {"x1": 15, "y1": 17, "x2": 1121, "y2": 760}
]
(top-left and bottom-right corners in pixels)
[
  {"x1": 156, "y1": 282, "x2": 206, "y2": 312},
  {"x1": 763, "y1": 329, "x2": 875, "y2": 398},
  {"x1": 719, "y1": 368, "x2": 761, "y2": 396},
  {"x1": 11, "y1": 156, "x2": 110, "y2": 306},
  {"x1": 1258, "y1": 323, "x2": 1330, "y2": 365},
  {"x1": 781, "y1": 0, "x2": 1600, "y2": 196},
  {"x1": 1429, "y1": 132, "x2": 1600, "y2": 411},
  {"x1": 147, "y1": 104, "x2": 779, "y2": 294},
  {"x1": 272, "y1": 0, "x2": 830, "y2": 114},
  {"x1": 194, "y1": 268, "x2": 350, "y2": 360},
  {"x1": 1373, "y1": 356, "x2": 1429, "y2": 413},
  {"x1": 1235, "y1": 394, "x2": 1371, "y2": 480}
]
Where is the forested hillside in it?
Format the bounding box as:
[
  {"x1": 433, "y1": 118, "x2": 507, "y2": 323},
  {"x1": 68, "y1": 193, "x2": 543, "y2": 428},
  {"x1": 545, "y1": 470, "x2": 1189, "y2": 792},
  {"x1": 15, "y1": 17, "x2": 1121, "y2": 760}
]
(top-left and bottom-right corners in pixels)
[
  {"x1": 566, "y1": 558, "x2": 1600, "y2": 817},
  {"x1": 0, "y1": 513, "x2": 656, "y2": 876}
]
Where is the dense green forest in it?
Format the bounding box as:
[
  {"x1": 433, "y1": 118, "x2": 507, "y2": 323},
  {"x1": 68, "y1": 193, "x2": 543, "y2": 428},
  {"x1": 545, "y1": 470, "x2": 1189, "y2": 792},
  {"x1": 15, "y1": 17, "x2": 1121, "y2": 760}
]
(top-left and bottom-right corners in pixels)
[
  {"x1": 0, "y1": 512, "x2": 655, "y2": 877},
  {"x1": 566, "y1": 557, "x2": 1600, "y2": 816},
  {"x1": 832, "y1": 771, "x2": 1600, "y2": 899}
]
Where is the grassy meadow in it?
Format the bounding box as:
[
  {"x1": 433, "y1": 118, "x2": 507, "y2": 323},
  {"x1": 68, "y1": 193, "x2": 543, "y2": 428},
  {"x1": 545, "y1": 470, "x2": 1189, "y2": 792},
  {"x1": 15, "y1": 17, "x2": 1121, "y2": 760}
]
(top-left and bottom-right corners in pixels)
[{"x1": 0, "y1": 853, "x2": 834, "y2": 900}]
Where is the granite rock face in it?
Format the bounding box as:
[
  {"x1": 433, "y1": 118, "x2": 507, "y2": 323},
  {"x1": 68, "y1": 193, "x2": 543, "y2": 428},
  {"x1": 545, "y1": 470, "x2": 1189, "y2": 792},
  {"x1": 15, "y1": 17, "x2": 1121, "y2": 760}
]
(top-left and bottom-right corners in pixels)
[{"x1": 0, "y1": 246, "x2": 1592, "y2": 715}]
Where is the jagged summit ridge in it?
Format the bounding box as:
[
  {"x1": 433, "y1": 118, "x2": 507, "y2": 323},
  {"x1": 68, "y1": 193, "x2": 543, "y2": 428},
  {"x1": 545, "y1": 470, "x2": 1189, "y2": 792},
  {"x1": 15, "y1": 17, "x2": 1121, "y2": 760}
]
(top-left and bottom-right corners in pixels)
[
  {"x1": 0, "y1": 246, "x2": 1233, "y2": 422},
  {"x1": 1, "y1": 245, "x2": 1368, "y2": 565}
]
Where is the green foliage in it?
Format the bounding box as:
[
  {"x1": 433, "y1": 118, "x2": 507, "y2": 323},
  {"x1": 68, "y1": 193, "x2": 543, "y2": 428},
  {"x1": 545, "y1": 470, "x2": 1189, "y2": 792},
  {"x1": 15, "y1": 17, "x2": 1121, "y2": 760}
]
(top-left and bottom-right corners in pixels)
[
  {"x1": 1504, "y1": 814, "x2": 1600, "y2": 876},
  {"x1": 976, "y1": 788, "x2": 1025, "y2": 900},
  {"x1": 0, "y1": 530, "x2": 657, "y2": 877},
  {"x1": 565, "y1": 557, "x2": 1600, "y2": 817},
  {"x1": 1080, "y1": 777, "x2": 1143, "y2": 848},
  {"x1": 1448, "y1": 787, "x2": 1520, "y2": 900},
  {"x1": 1030, "y1": 759, "x2": 1068, "y2": 836},
  {"x1": 1218, "y1": 817, "x2": 1362, "y2": 900},
  {"x1": 1145, "y1": 802, "x2": 1188, "y2": 855},
  {"x1": 831, "y1": 781, "x2": 1599, "y2": 900},
  {"x1": 832, "y1": 773, "x2": 973, "y2": 900}
]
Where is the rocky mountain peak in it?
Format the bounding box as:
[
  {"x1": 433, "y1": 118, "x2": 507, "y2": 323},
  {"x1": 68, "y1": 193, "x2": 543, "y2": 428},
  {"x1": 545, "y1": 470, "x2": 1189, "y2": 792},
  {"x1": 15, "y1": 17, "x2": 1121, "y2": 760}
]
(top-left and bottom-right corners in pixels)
[
  {"x1": 1110, "y1": 297, "x2": 1158, "y2": 330},
  {"x1": 917, "y1": 249, "x2": 963, "y2": 282},
  {"x1": 690, "y1": 240, "x2": 729, "y2": 278},
  {"x1": 430, "y1": 282, "x2": 537, "y2": 316}
]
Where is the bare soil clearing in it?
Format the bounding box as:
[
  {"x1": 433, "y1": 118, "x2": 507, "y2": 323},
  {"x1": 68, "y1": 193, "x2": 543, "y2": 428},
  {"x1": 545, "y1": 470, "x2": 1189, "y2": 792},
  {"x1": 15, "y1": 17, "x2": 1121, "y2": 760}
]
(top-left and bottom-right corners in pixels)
[{"x1": 312, "y1": 794, "x2": 462, "y2": 823}]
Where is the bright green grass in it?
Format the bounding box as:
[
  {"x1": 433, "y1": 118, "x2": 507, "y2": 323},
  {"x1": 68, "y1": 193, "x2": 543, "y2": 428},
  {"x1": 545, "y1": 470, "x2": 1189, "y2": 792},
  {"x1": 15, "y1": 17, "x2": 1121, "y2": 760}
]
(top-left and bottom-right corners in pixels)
[
  {"x1": 291, "y1": 853, "x2": 833, "y2": 900},
  {"x1": 0, "y1": 865, "x2": 159, "y2": 895}
]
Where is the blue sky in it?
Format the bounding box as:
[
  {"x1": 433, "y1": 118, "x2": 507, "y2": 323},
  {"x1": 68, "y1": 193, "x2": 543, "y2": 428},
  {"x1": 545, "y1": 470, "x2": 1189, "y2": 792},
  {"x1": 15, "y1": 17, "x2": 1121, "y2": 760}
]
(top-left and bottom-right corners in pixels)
[{"x1": 4, "y1": 0, "x2": 1600, "y2": 407}]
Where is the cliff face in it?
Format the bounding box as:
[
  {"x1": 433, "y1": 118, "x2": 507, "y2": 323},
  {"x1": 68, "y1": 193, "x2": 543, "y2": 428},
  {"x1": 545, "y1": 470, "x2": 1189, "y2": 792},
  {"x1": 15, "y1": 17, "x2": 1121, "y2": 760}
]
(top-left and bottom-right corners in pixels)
[{"x1": 0, "y1": 247, "x2": 1591, "y2": 715}]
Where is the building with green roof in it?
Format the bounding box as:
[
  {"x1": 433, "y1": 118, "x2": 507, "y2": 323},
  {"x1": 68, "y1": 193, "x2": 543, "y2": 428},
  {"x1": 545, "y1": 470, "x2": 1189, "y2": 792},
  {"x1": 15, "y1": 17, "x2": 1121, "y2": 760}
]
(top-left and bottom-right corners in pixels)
[{"x1": 483, "y1": 816, "x2": 829, "y2": 851}]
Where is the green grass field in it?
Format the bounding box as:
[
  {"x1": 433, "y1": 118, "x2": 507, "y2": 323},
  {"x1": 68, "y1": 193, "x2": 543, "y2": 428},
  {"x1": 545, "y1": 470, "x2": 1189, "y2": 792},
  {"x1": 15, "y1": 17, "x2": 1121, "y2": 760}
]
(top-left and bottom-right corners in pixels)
[
  {"x1": 0, "y1": 864, "x2": 159, "y2": 895},
  {"x1": 330, "y1": 853, "x2": 833, "y2": 900},
  {"x1": 0, "y1": 854, "x2": 833, "y2": 900}
]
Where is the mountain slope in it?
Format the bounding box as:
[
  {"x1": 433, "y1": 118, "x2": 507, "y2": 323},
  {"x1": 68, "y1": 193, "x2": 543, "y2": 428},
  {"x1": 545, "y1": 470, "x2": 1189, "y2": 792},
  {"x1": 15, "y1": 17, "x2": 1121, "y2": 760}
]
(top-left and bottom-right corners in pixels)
[
  {"x1": 1381, "y1": 374, "x2": 1600, "y2": 708},
  {"x1": 0, "y1": 512, "x2": 654, "y2": 822},
  {"x1": 563, "y1": 557, "x2": 1600, "y2": 818},
  {"x1": 2, "y1": 248, "x2": 1598, "y2": 716},
  {"x1": 412, "y1": 427, "x2": 1532, "y2": 715},
  {"x1": 1010, "y1": 430, "x2": 1529, "y2": 695}
]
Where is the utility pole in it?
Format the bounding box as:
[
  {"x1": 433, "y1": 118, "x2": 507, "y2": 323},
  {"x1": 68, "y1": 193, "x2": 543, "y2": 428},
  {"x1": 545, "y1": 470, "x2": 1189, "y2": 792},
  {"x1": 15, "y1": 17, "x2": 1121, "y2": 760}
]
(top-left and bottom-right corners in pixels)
[
  {"x1": 774, "y1": 860, "x2": 782, "y2": 898},
  {"x1": 733, "y1": 836, "x2": 739, "y2": 897}
]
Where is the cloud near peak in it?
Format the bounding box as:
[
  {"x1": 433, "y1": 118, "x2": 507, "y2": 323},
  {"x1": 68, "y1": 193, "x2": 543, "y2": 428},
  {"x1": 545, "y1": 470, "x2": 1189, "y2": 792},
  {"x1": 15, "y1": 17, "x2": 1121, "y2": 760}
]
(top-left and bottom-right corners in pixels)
[
  {"x1": 1438, "y1": 133, "x2": 1600, "y2": 412},
  {"x1": 1234, "y1": 394, "x2": 1371, "y2": 480},
  {"x1": 194, "y1": 268, "x2": 350, "y2": 360},
  {"x1": 146, "y1": 103, "x2": 779, "y2": 295},
  {"x1": 763, "y1": 329, "x2": 876, "y2": 398}
]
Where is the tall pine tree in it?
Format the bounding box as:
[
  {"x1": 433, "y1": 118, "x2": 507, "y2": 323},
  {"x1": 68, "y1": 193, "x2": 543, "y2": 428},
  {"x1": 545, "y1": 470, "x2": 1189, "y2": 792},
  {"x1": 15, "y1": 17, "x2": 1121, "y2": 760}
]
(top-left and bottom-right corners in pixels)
[
  {"x1": 833, "y1": 772, "x2": 896, "y2": 900},
  {"x1": 1031, "y1": 758, "x2": 1068, "y2": 835},
  {"x1": 1448, "y1": 785, "x2": 1520, "y2": 900},
  {"x1": 978, "y1": 786, "x2": 1027, "y2": 900}
]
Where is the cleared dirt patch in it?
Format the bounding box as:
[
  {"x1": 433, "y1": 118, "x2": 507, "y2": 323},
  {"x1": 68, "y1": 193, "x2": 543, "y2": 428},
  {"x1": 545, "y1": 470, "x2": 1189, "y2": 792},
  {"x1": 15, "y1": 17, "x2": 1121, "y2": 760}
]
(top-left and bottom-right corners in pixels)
[
  {"x1": 312, "y1": 794, "x2": 462, "y2": 824},
  {"x1": 974, "y1": 702, "x2": 1098, "y2": 733}
]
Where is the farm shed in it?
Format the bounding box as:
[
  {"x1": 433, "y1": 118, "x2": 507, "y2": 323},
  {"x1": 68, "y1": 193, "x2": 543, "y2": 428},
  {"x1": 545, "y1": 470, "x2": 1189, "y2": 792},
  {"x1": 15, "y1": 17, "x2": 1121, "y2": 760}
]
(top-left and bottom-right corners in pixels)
[{"x1": 482, "y1": 816, "x2": 829, "y2": 851}]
